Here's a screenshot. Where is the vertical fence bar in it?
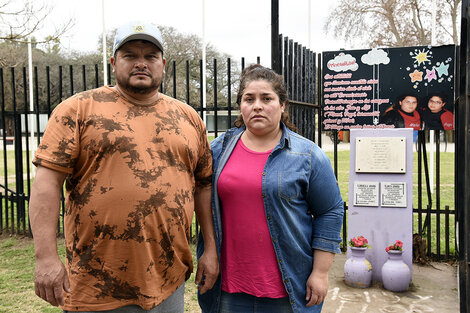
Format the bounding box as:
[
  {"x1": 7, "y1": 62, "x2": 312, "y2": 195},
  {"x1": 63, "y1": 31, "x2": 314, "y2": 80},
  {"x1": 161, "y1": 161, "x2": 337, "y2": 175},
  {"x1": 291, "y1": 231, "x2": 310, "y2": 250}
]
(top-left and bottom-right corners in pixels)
[
  {"x1": 227, "y1": 58, "x2": 231, "y2": 129},
  {"x1": 22, "y1": 68, "x2": 31, "y2": 199},
  {"x1": 311, "y1": 51, "x2": 316, "y2": 104},
  {"x1": 0, "y1": 68, "x2": 5, "y2": 232},
  {"x1": 293, "y1": 42, "x2": 298, "y2": 101},
  {"x1": 283, "y1": 36, "x2": 289, "y2": 96},
  {"x1": 70, "y1": 65, "x2": 74, "y2": 96},
  {"x1": 257, "y1": 56, "x2": 261, "y2": 64},
  {"x1": 241, "y1": 57, "x2": 245, "y2": 71},
  {"x1": 213, "y1": 58, "x2": 218, "y2": 138},
  {"x1": 95, "y1": 64, "x2": 99, "y2": 88},
  {"x1": 34, "y1": 67, "x2": 40, "y2": 148},
  {"x1": 302, "y1": 46, "x2": 306, "y2": 103},
  {"x1": 421, "y1": 133, "x2": 433, "y2": 256},
  {"x1": 186, "y1": 61, "x2": 190, "y2": 106},
  {"x1": 46, "y1": 66, "x2": 51, "y2": 116},
  {"x1": 445, "y1": 205, "x2": 450, "y2": 258},
  {"x1": 12, "y1": 67, "x2": 23, "y2": 233},
  {"x1": 82, "y1": 65, "x2": 87, "y2": 91},
  {"x1": 288, "y1": 40, "x2": 293, "y2": 103},
  {"x1": 107, "y1": 63, "x2": 112, "y2": 86},
  {"x1": 436, "y1": 130, "x2": 441, "y2": 259},
  {"x1": 297, "y1": 44, "x2": 302, "y2": 101},
  {"x1": 199, "y1": 60, "x2": 204, "y2": 119},
  {"x1": 59, "y1": 65, "x2": 65, "y2": 234},
  {"x1": 173, "y1": 61, "x2": 177, "y2": 98},
  {"x1": 59, "y1": 66, "x2": 63, "y2": 103},
  {"x1": 418, "y1": 131, "x2": 423, "y2": 235},
  {"x1": 186, "y1": 60, "x2": 192, "y2": 108}
]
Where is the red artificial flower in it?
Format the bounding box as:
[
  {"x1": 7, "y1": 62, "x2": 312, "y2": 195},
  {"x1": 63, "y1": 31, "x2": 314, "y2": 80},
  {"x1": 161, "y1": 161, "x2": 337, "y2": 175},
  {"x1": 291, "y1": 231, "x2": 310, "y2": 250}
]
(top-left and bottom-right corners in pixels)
[
  {"x1": 385, "y1": 240, "x2": 404, "y2": 251},
  {"x1": 349, "y1": 236, "x2": 370, "y2": 248}
]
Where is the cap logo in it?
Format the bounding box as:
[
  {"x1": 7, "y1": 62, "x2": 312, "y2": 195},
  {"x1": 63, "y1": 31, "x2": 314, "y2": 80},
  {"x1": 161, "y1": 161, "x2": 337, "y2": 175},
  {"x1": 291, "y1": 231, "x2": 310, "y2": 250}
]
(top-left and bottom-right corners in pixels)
[{"x1": 133, "y1": 25, "x2": 145, "y2": 33}]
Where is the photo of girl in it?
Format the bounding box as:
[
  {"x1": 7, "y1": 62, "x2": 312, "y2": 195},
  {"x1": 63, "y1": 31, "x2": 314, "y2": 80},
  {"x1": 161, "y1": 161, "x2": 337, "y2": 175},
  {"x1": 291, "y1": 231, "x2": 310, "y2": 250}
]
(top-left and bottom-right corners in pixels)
[{"x1": 420, "y1": 93, "x2": 454, "y2": 130}]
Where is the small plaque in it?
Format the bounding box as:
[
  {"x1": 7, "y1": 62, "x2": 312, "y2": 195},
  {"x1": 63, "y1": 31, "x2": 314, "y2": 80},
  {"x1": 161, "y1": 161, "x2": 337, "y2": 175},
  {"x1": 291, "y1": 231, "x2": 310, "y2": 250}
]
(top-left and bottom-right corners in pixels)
[
  {"x1": 355, "y1": 137, "x2": 406, "y2": 173},
  {"x1": 353, "y1": 181, "x2": 379, "y2": 207},
  {"x1": 381, "y1": 182, "x2": 407, "y2": 207}
]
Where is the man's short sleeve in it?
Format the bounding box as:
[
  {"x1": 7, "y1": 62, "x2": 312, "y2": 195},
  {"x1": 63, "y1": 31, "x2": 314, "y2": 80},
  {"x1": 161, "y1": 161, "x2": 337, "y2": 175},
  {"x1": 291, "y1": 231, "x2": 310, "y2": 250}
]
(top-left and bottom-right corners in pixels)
[{"x1": 33, "y1": 98, "x2": 80, "y2": 174}]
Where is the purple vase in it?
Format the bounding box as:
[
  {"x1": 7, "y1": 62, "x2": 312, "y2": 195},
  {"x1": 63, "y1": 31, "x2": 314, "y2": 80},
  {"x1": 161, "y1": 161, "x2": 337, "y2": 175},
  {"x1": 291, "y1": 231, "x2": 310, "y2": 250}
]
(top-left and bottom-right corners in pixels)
[
  {"x1": 344, "y1": 247, "x2": 372, "y2": 288},
  {"x1": 381, "y1": 250, "x2": 411, "y2": 292}
]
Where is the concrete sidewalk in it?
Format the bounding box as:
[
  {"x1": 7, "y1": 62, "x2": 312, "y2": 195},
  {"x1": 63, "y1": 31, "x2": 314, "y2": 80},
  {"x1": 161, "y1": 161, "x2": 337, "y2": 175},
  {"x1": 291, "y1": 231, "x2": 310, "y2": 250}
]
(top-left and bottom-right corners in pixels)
[{"x1": 322, "y1": 253, "x2": 459, "y2": 313}]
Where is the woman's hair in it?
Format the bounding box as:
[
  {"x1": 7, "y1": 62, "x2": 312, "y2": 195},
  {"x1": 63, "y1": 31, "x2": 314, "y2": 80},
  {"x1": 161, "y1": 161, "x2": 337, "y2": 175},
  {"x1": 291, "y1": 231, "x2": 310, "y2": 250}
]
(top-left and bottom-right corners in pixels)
[
  {"x1": 426, "y1": 93, "x2": 447, "y2": 104},
  {"x1": 383, "y1": 93, "x2": 418, "y2": 115},
  {"x1": 233, "y1": 64, "x2": 297, "y2": 131}
]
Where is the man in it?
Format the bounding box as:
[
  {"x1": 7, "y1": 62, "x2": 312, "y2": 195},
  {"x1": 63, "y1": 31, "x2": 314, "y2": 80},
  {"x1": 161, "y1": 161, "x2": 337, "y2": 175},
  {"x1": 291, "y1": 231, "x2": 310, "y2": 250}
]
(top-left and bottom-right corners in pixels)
[{"x1": 29, "y1": 21, "x2": 218, "y2": 313}]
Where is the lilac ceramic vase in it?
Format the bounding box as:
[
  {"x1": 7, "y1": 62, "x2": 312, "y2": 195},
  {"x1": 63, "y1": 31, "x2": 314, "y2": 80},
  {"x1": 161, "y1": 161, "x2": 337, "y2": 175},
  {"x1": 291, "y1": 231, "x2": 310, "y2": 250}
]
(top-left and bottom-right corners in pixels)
[
  {"x1": 381, "y1": 250, "x2": 411, "y2": 292},
  {"x1": 344, "y1": 247, "x2": 372, "y2": 288}
]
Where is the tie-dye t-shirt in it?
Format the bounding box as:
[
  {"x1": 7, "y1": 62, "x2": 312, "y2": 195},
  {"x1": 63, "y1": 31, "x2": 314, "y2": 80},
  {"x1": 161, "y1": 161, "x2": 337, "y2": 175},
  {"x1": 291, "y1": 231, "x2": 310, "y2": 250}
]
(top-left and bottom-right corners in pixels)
[{"x1": 33, "y1": 86, "x2": 212, "y2": 311}]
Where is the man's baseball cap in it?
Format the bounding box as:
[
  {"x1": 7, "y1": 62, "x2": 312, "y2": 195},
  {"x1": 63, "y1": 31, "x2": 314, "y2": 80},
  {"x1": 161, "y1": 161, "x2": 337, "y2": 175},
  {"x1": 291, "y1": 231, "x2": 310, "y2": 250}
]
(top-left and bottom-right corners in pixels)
[{"x1": 113, "y1": 21, "x2": 164, "y2": 55}]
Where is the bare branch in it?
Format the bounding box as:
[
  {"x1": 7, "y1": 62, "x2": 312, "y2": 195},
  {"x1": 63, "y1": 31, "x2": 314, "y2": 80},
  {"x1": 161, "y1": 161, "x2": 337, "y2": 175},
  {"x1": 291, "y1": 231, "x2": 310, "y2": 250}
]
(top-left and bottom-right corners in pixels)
[{"x1": 0, "y1": 0, "x2": 74, "y2": 44}]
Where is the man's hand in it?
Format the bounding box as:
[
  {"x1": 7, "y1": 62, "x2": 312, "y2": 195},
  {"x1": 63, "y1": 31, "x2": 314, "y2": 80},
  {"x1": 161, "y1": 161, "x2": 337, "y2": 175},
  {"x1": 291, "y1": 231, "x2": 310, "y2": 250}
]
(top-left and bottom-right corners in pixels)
[
  {"x1": 305, "y1": 270, "x2": 328, "y2": 306},
  {"x1": 34, "y1": 256, "x2": 71, "y2": 307},
  {"x1": 195, "y1": 249, "x2": 219, "y2": 295}
]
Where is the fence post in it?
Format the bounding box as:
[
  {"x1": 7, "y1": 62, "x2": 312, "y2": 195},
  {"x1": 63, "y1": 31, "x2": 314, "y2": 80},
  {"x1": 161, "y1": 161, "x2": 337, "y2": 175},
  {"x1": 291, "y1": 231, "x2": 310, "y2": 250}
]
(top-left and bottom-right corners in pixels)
[
  {"x1": 271, "y1": 0, "x2": 281, "y2": 74},
  {"x1": 456, "y1": 0, "x2": 470, "y2": 310}
]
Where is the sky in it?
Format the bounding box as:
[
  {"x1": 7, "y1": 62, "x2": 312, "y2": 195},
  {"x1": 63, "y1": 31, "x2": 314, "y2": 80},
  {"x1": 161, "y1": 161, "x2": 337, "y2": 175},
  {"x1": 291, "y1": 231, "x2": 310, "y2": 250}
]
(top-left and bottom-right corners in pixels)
[{"x1": 42, "y1": 0, "x2": 346, "y2": 66}]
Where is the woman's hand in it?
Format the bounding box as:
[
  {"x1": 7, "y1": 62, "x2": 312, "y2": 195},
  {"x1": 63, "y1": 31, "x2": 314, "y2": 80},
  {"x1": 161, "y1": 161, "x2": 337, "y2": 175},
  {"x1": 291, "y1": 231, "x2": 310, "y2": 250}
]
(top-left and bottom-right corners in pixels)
[
  {"x1": 305, "y1": 250, "x2": 335, "y2": 307},
  {"x1": 305, "y1": 270, "x2": 328, "y2": 306}
]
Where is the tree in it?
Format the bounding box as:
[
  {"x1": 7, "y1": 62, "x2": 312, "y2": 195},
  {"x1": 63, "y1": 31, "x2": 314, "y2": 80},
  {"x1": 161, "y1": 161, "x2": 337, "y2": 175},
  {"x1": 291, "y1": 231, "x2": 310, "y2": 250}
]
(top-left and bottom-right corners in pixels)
[{"x1": 324, "y1": 0, "x2": 461, "y2": 48}]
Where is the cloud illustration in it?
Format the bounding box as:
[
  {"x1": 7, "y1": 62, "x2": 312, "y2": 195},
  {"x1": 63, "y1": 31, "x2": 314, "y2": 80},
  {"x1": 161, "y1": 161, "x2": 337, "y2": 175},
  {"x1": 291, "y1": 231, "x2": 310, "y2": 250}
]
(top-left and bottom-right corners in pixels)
[
  {"x1": 327, "y1": 53, "x2": 359, "y2": 72},
  {"x1": 361, "y1": 48, "x2": 390, "y2": 66}
]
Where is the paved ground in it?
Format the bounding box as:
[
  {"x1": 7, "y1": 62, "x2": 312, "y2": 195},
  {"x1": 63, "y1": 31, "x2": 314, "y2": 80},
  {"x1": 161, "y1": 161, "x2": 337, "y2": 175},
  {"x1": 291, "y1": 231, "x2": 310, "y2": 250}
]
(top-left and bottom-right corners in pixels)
[{"x1": 322, "y1": 253, "x2": 459, "y2": 313}]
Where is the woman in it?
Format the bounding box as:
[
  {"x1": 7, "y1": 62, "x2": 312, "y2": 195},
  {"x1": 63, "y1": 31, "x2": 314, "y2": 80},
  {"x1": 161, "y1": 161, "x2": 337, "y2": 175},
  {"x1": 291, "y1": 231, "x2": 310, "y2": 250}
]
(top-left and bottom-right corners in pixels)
[
  {"x1": 420, "y1": 94, "x2": 454, "y2": 130},
  {"x1": 382, "y1": 94, "x2": 421, "y2": 130},
  {"x1": 197, "y1": 64, "x2": 344, "y2": 313}
]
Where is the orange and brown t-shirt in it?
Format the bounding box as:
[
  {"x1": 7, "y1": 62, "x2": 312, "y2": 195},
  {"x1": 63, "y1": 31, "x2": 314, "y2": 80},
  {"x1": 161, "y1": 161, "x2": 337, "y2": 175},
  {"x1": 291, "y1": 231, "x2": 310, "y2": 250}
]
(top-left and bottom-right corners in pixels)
[{"x1": 33, "y1": 86, "x2": 212, "y2": 311}]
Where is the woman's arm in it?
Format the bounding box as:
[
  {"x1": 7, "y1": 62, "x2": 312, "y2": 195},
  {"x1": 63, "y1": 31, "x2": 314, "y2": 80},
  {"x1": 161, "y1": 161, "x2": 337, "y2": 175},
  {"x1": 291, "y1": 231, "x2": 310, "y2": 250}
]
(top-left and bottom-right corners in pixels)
[{"x1": 305, "y1": 250, "x2": 335, "y2": 306}]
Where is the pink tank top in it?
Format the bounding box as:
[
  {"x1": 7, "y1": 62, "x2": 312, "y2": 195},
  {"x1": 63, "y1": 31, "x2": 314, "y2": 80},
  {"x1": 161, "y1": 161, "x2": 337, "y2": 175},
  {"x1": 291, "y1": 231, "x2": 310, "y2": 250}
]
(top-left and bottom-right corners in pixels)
[{"x1": 217, "y1": 139, "x2": 288, "y2": 298}]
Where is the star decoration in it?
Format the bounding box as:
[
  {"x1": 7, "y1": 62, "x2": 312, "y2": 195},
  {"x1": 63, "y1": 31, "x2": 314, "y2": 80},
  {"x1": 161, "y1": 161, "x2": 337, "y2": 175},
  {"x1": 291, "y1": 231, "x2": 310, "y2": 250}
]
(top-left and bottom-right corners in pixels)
[
  {"x1": 414, "y1": 50, "x2": 430, "y2": 65},
  {"x1": 425, "y1": 69, "x2": 437, "y2": 82},
  {"x1": 409, "y1": 70, "x2": 423, "y2": 83},
  {"x1": 435, "y1": 62, "x2": 450, "y2": 77}
]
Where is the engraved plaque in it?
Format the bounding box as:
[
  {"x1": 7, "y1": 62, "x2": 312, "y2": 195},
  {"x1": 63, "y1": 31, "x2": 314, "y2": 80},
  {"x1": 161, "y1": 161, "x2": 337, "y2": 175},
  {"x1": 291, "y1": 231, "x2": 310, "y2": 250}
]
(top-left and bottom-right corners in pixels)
[
  {"x1": 381, "y1": 182, "x2": 407, "y2": 207},
  {"x1": 355, "y1": 137, "x2": 406, "y2": 173},
  {"x1": 353, "y1": 181, "x2": 379, "y2": 207}
]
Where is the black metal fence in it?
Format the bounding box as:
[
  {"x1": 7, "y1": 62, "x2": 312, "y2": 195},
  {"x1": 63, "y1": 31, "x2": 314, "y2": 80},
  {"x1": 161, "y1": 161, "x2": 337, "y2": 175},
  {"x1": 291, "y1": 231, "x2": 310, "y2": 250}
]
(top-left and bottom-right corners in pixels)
[{"x1": 0, "y1": 40, "x2": 457, "y2": 260}]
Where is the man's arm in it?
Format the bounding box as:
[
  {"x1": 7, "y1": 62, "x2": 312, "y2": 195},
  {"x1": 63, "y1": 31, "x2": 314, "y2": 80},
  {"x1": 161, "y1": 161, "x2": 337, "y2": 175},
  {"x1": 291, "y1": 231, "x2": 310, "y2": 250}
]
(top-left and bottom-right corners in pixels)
[
  {"x1": 305, "y1": 249, "x2": 335, "y2": 307},
  {"x1": 29, "y1": 165, "x2": 70, "y2": 307},
  {"x1": 193, "y1": 185, "x2": 219, "y2": 295}
]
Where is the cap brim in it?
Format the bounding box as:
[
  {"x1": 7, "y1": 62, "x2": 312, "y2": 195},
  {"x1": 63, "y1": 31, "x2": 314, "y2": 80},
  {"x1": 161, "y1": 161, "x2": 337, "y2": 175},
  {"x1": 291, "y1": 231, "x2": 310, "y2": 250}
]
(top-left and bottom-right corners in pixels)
[{"x1": 114, "y1": 34, "x2": 164, "y2": 54}]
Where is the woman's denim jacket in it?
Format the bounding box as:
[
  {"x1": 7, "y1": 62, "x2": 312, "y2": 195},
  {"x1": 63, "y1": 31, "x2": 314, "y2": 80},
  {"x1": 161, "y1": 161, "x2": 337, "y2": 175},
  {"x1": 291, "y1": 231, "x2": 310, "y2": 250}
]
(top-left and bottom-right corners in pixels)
[{"x1": 197, "y1": 124, "x2": 344, "y2": 313}]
